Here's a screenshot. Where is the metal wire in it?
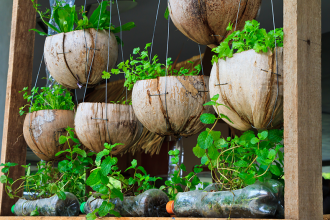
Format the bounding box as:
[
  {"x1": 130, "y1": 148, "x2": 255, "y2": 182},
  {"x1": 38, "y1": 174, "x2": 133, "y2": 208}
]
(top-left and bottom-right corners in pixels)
[
  {"x1": 149, "y1": 0, "x2": 161, "y2": 60},
  {"x1": 83, "y1": 0, "x2": 104, "y2": 102},
  {"x1": 164, "y1": 0, "x2": 171, "y2": 133},
  {"x1": 198, "y1": 44, "x2": 204, "y2": 75},
  {"x1": 234, "y1": 0, "x2": 242, "y2": 31}
]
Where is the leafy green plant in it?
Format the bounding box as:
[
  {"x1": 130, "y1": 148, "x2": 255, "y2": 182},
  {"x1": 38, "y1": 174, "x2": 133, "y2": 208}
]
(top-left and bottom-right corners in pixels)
[
  {"x1": 86, "y1": 143, "x2": 161, "y2": 219},
  {"x1": 19, "y1": 84, "x2": 75, "y2": 116},
  {"x1": 193, "y1": 94, "x2": 284, "y2": 190},
  {"x1": 30, "y1": 0, "x2": 135, "y2": 44},
  {"x1": 211, "y1": 20, "x2": 284, "y2": 63},
  {"x1": 103, "y1": 43, "x2": 202, "y2": 90},
  {"x1": 0, "y1": 127, "x2": 92, "y2": 202},
  {"x1": 160, "y1": 150, "x2": 203, "y2": 200},
  {"x1": 101, "y1": 73, "x2": 132, "y2": 105}
]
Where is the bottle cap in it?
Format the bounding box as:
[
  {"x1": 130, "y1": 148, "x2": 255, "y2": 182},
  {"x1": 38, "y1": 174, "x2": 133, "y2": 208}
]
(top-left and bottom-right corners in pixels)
[
  {"x1": 11, "y1": 205, "x2": 15, "y2": 214},
  {"x1": 80, "y1": 202, "x2": 86, "y2": 214},
  {"x1": 166, "y1": 200, "x2": 174, "y2": 215}
]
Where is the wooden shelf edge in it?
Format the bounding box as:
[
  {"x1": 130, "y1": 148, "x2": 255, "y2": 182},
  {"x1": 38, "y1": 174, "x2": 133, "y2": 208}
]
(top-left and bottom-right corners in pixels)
[{"x1": 0, "y1": 217, "x2": 291, "y2": 220}]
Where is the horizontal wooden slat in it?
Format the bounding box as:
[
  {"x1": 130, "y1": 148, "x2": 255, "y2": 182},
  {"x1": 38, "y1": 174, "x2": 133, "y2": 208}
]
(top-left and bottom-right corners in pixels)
[{"x1": 0, "y1": 217, "x2": 291, "y2": 220}]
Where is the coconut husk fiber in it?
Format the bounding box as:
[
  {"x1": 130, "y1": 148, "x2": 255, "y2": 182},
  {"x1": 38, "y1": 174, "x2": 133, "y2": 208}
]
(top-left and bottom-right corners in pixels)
[{"x1": 83, "y1": 54, "x2": 204, "y2": 155}]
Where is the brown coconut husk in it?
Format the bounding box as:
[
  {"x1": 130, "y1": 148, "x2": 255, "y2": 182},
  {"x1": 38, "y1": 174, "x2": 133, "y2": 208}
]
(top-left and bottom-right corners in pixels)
[
  {"x1": 75, "y1": 103, "x2": 143, "y2": 155},
  {"x1": 209, "y1": 48, "x2": 283, "y2": 131},
  {"x1": 168, "y1": 0, "x2": 262, "y2": 48},
  {"x1": 23, "y1": 110, "x2": 75, "y2": 161},
  {"x1": 132, "y1": 75, "x2": 214, "y2": 137},
  {"x1": 44, "y1": 28, "x2": 118, "y2": 89}
]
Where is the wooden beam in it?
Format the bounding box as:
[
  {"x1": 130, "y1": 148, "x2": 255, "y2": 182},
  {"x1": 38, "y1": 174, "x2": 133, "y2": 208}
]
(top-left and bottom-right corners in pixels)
[
  {"x1": 283, "y1": 0, "x2": 322, "y2": 220},
  {"x1": 0, "y1": 0, "x2": 37, "y2": 216}
]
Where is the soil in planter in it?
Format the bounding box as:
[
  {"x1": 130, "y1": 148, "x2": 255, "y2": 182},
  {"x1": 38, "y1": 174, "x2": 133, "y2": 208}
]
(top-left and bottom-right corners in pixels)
[
  {"x1": 170, "y1": 179, "x2": 284, "y2": 218},
  {"x1": 13, "y1": 192, "x2": 80, "y2": 216},
  {"x1": 83, "y1": 189, "x2": 170, "y2": 217}
]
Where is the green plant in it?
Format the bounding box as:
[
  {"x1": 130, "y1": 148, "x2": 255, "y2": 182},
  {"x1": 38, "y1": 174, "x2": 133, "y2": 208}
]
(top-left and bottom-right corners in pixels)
[
  {"x1": 85, "y1": 143, "x2": 161, "y2": 219},
  {"x1": 103, "y1": 43, "x2": 202, "y2": 90},
  {"x1": 30, "y1": 0, "x2": 135, "y2": 44},
  {"x1": 160, "y1": 150, "x2": 203, "y2": 200},
  {"x1": 101, "y1": 74, "x2": 132, "y2": 105},
  {"x1": 211, "y1": 20, "x2": 284, "y2": 63},
  {"x1": 0, "y1": 127, "x2": 92, "y2": 202},
  {"x1": 19, "y1": 84, "x2": 75, "y2": 116},
  {"x1": 193, "y1": 94, "x2": 284, "y2": 190}
]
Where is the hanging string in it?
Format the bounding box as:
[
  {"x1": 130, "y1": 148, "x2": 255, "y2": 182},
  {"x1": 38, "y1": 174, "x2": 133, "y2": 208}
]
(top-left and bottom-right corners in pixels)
[
  {"x1": 115, "y1": 0, "x2": 127, "y2": 101},
  {"x1": 83, "y1": 0, "x2": 104, "y2": 102},
  {"x1": 234, "y1": 0, "x2": 242, "y2": 31},
  {"x1": 74, "y1": 89, "x2": 78, "y2": 106},
  {"x1": 264, "y1": 0, "x2": 279, "y2": 128},
  {"x1": 164, "y1": 0, "x2": 170, "y2": 133},
  {"x1": 198, "y1": 44, "x2": 204, "y2": 75},
  {"x1": 149, "y1": 0, "x2": 161, "y2": 60}
]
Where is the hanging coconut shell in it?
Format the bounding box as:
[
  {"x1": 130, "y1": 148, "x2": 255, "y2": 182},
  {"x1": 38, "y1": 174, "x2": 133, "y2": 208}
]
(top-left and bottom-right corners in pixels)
[
  {"x1": 44, "y1": 28, "x2": 118, "y2": 89},
  {"x1": 23, "y1": 110, "x2": 75, "y2": 161},
  {"x1": 75, "y1": 103, "x2": 143, "y2": 155},
  {"x1": 209, "y1": 48, "x2": 283, "y2": 131},
  {"x1": 132, "y1": 75, "x2": 213, "y2": 137},
  {"x1": 168, "y1": 0, "x2": 262, "y2": 48}
]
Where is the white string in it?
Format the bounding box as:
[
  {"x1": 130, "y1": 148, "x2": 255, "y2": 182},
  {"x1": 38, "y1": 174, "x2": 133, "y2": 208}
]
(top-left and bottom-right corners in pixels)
[
  {"x1": 198, "y1": 44, "x2": 204, "y2": 75},
  {"x1": 150, "y1": 0, "x2": 161, "y2": 60}
]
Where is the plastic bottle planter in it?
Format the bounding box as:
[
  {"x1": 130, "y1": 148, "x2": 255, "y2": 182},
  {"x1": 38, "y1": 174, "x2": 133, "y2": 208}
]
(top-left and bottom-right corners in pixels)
[
  {"x1": 23, "y1": 110, "x2": 75, "y2": 161},
  {"x1": 209, "y1": 48, "x2": 283, "y2": 131},
  {"x1": 132, "y1": 76, "x2": 213, "y2": 137},
  {"x1": 75, "y1": 103, "x2": 143, "y2": 155},
  {"x1": 168, "y1": 0, "x2": 262, "y2": 48},
  {"x1": 13, "y1": 192, "x2": 80, "y2": 216},
  {"x1": 167, "y1": 180, "x2": 284, "y2": 218},
  {"x1": 83, "y1": 189, "x2": 170, "y2": 217},
  {"x1": 44, "y1": 28, "x2": 118, "y2": 89}
]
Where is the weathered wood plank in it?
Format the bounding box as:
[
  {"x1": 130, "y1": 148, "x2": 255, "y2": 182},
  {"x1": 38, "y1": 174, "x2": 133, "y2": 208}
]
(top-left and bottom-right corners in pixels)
[
  {"x1": 0, "y1": 0, "x2": 37, "y2": 216},
  {"x1": 283, "y1": 0, "x2": 322, "y2": 220}
]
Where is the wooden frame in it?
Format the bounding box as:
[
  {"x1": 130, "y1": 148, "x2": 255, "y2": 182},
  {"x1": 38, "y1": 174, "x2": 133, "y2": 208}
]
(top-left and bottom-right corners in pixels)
[{"x1": 0, "y1": 0, "x2": 322, "y2": 219}]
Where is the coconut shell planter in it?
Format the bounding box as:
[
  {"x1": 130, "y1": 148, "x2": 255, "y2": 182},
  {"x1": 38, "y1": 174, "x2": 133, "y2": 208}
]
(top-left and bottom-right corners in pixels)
[
  {"x1": 75, "y1": 102, "x2": 143, "y2": 155},
  {"x1": 44, "y1": 28, "x2": 118, "y2": 89},
  {"x1": 132, "y1": 75, "x2": 214, "y2": 137},
  {"x1": 168, "y1": 0, "x2": 262, "y2": 48},
  {"x1": 209, "y1": 47, "x2": 283, "y2": 131},
  {"x1": 23, "y1": 110, "x2": 75, "y2": 161}
]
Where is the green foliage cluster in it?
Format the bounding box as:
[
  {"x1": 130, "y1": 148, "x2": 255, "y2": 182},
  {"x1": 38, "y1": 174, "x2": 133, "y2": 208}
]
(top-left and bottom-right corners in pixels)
[
  {"x1": 103, "y1": 43, "x2": 202, "y2": 90},
  {"x1": 30, "y1": 0, "x2": 135, "y2": 44},
  {"x1": 0, "y1": 127, "x2": 93, "y2": 203},
  {"x1": 85, "y1": 143, "x2": 161, "y2": 219},
  {"x1": 160, "y1": 150, "x2": 203, "y2": 200},
  {"x1": 19, "y1": 84, "x2": 75, "y2": 116},
  {"x1": 194, "y1": 94, "x2": 284, "y2": 190},
  {"x1": 212, "y1": 20, "x2": 284, "y2": 63}
]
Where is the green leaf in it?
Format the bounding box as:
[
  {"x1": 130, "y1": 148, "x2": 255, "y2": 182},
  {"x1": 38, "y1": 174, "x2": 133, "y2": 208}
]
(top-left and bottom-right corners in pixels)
[
  {"x1": 131, "y1": 159, "x2": 137, "y2": 168},
  {"x1": 180, "y1": 164, "x2": 187, "y2": 172},
  {"x1": 270, "y1": 165, "x2": 281, "y2": 176},
  {"x1": 258, "y1": 131, "x2": 268, "y2": 140},
  {"x1": 111, "y1": 188, "x2": 124, "y2": 201},
  {"x1": 86, "y1": 212, "x2": 97, "y2": 220},
  {"x1": 56, "y1": 191, "x2": 66, "y2": 200},
  {"x1": 29, "y1": 29, "x2": 48, "y2": 36},
  {"x1": 200, "y1": 113, "x2": 216, "y2": 124},
  {"x1": 96, "y1": 149, "x2": 110, "y2": 166},
  {"x1": 194, "y1": 167, "x2": 203, "y2": 173},
  {"x1": 201, "y1": 155, "x2": 209, "y2": 165},
  {"x1": 193, "y1": 145, "x2": 205, "y2": 158},
  {"x1": 101, "y1": 157, "x2": 114, "y2": 176},
  {"x1": 0, "y1": 175, "x2": 7, "y2": 184},
  {"x1": 137, "y1": 166, "x2": 147, "y2": 175},
  {"x1": 86, "y1": 169, "x2": 101, "y2": 186},
  {"x1": 251, "y1": 137, "x2": 260, "y2": 144},
  {"x1": 211, "y1": 94, "x2": 219, "y2": 101},
  {"x1": 59, "y1": 136, "x2": 67, "y2": 144},
  {"x1": 98, "y1": 185, "x2": 109, "y2": 195},
  {"x1": 73, "y1": 148, "x2": 87, "y2": 157},
  {"x1": 98, "y1": 201, "x2": 114, "y2": 217},
  {"x1": 268, "y1": 149, "x2": 277, "y2": 160},
  {"x1": 197, "y1": 131, "x2": 213, "y2": 150},
  {"x1": 234, "y1": 160, "x2": 249, "y2": 168},
  {"x1": 164, "y1": 7, "x2": 169, "y2": 20},
  {"x1": 268, "y1": 129, "x2": 283, "y2": 143},
  {"x1": 113, "y1": 22, "x2": 136, "y2": 33},
  {"x1": 208, "y1": 145, "x2": 220, "y2": 160},
  {"x1": 30, "y1": 207, "x2": 39, "y2": 216}
]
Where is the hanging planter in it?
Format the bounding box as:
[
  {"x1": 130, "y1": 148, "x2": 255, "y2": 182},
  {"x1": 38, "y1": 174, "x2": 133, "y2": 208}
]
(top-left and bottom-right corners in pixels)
[
  {"x1": 168, "y1": 0, "x2": 262, "y2": 48},
  {"x1": 132, "y1": 75, "x2": 213, "y2": 137},
  {"x1": 209, "y1": 48, "x2": 283, "y2": 131},
  {"x1": 23, "y1": 110, "x2": 75, "y2": 161},
  {"x1": 12, "y1": 192, "x2": 80, "y2": 216},
  {"x1": 44, "y1": 29, "x2": 118, "y2": 89},
  {"x1": 74, "y1": 102, "x2": 143, "y2": 154}
]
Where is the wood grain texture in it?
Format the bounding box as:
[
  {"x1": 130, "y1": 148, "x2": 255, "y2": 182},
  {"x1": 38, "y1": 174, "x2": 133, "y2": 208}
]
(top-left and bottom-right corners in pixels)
[
  {"x1": 0, "y1": 0, "x2": 37, "y2": 216},
  {"x1": 209, "y1": 48, "x2": 283, "y2": 131},
  {"x1": 22, "y1": 110, "x2": 74, "y2": 161},
  {"x1": 44, "y1": 29, "x2": 118, "y2": 89},
  {"x1": 283, "y1": 0, "x2": 322, "y2": 219},
  {"x1": 168, "y1": 0, "x2": 262, "y2": 48}
]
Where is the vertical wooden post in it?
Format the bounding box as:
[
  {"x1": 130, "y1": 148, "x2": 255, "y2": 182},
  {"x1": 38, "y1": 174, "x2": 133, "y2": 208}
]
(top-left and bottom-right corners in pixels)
[
  {"x1": 283, "y1": 0, "x2": 322, "y2": 219},
  {"x1": 0, "y1": 0, "x2": 36, "y2": 216}
]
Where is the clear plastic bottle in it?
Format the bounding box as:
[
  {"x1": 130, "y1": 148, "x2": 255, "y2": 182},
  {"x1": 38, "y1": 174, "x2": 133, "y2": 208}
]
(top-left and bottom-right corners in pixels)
[
  {"x1": 12, "y1": 192, "x2": 80, "y2": 216},
  {"x1": 167, "y1": 179, "x2": 284, "y2": 218},
  {"x1": 82, "y1": 189, "x2": 170, "y2": 217}
]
